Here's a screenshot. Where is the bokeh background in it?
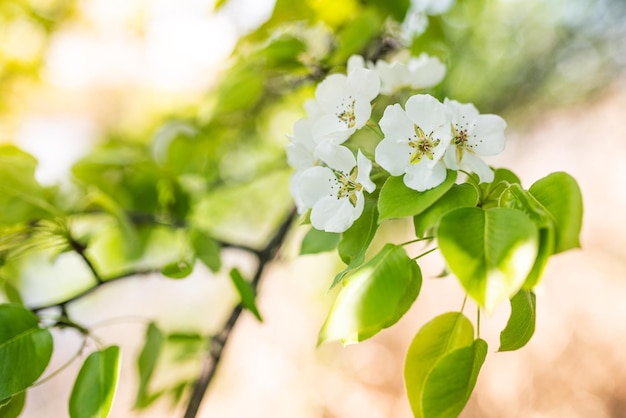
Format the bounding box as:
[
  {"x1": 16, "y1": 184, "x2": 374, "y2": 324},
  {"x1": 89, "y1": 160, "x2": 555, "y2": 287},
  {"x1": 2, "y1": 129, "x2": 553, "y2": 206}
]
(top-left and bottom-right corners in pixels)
[{"x1": 2, "y1": 0, "x2": 626, "y2": 416}]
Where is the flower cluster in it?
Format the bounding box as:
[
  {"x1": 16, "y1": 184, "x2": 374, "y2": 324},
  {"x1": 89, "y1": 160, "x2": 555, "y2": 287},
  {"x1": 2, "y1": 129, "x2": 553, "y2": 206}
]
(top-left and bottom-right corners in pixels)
[{"x1": 287, "y1": 54, "x2": 506, "y2": 233}]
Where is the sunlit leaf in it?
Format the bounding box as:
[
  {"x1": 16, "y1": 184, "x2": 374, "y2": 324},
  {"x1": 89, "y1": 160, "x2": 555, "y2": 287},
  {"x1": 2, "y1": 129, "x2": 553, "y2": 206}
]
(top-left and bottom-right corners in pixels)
[
  {"x1": 422, "y1": 339, "x2": 488, "y2": 418},
  {"x1": 499, "y1": 184, "x2": 555, "y2": 288},
  {"x1": 528, "y1": 172, "x2": 583, "y2": 254},
  {"x1": 480, "y1": 168, "x2": 521, "y2": 209},
  {"x1": 405, "y1": 312, "x2": 474, "y2": 418},
  {"x1": 190, "y1": 229, "x2": 221, "y2": 273},
  {"x1": 229, "y1": 268, "x2": 262, "y2": 322},
  {"x1": 160, "y1": 260, "x2": 193, "y2": 279},
  {"x1": 437, "y1": 207, "x2": 539, "y2": 313},
  {"x1": 413, "y1": 183, "x2": 478, "y2": 237},
  {"x1": 0, "y1": 146, "x2": 58, "y2": 225},
  {"x1": 0, "y1": 391, "x2": 26, "y2": 418},
  {"x1": 319, "y1": 244, "x2": 421, "y2": 345},
  {"x1": 300, "y1": 227, "x2": 340, "y2": 255},
  {"x1": 331, "y1": 8, "x2": 383, "y2": 65},
  {"x1": 69, "y1": 346, "x2": 120, "y2": 418},
  {"x1": 332, "y1": 198, "x2": 378, "y2": 287},
  {"x1": 135, "y1": 323, "x2": 164, "y2": 409},
  {"x1": 0, "y1": 304, "x2": 53, "y2": 400},
  {"x1": 499, "y1": 290, "x2": 536, "y2": 352},
  {"x1": 378, "y1": 170, "x2": 457, "y2": 221}
]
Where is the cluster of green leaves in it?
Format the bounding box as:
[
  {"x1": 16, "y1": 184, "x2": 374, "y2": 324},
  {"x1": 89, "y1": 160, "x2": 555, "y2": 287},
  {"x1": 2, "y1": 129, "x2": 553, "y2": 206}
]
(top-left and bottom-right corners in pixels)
[
  {"x1": 0, "y1": 0, "x2": 597, "y2": 415},
  {"x1": 306, "y1": 167, "x2": 582, "y2": 416}
]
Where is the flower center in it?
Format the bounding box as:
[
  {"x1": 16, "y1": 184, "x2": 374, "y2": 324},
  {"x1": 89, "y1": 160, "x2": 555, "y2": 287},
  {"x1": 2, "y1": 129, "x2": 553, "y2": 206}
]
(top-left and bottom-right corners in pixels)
[
  {"x1": 408, "y1": 124, "x2": 440, "y2": 164},
  {"x1": 336, "y1": 96, "x2": 356, "y2": 128},
  {"x1": 451, "y1": 122, "x2": 475, "y2": 162},
  {"x1": 332, "y1": 166, "x2": 362, "y2": 207}
]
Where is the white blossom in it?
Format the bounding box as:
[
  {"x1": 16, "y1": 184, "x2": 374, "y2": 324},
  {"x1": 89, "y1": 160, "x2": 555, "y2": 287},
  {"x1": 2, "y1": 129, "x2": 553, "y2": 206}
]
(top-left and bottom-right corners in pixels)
[
  {"x1": 375, "y1": 94, "x2": 451, "y2": 191},
  {"x1": 312, "y1": 67, "x2": 380, "y2": 144},
  {"x1": 374, "y1": 52, "x2": 446, "y2": 94},
  {"x1": 442, "y1": 98, "x2": 507, "y2": 183},
  {"x1": 294, "y1": 144, "x2": 375, "y2": 233}
]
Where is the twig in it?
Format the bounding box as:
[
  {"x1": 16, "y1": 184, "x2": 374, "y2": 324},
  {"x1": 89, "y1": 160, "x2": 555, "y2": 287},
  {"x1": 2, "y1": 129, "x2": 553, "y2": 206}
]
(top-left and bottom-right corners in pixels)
[{"x1": 182, "y1": 209, "x2": 296, "y2": 418}]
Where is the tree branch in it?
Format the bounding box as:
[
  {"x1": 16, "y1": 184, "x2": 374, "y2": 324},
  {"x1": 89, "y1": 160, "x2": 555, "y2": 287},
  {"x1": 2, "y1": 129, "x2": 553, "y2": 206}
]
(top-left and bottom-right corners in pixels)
[{"x1": 182, "y1": 209, "x2": 296, "y2": 418}]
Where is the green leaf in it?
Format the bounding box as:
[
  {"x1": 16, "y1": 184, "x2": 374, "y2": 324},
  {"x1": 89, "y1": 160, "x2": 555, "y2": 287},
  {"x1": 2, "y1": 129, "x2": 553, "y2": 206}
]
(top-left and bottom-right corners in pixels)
[
  {"x1": 414, "y1": 183, "x2": 479, "y2": 237},
  {"x1": 135, "y1": 323, "x2": 164, "y2": 409},
  {"x1": 0, "y1": 146, "x2": 58, "y2": 225},
  {"x1": 368, "y1": 0, "x2": 410, "y2": 21},
  {"x1": 69, "y1": 345, "x2": 121, "y2": 418},
  {"x1": 0, "y1": 392, "x2": 26, "y2": 418},
  {"x1": 528, "y1": 172, "x2": 583, "y2": 254},
  {"x1": 190, "y1": 229, "x2": 221, "y2": 272},
  {"x1": 480, "y1": 168, "x2": 521, "y2": 209},
  {"x1": 229, "y1": 268, "x2": 262, "y2": 322},
  {"x1": 0, "y1": 304, "x2": 53, "y2": 400},
  {"x1": 300, "y1": 227, "x2": 340, "y2": 255},
  {"x1": 499, "y1": 184, "x2": 556, "y2": 289},
  {"x1": 378, "y1": 170, "x2": 457, "y2": 221},
  {"x1": 2, "y1": 281, "x2": 23, "y2": 306},
  {"x1": 331, "y1": 8, "x2": 383, "y2": 65},
  {"x1": 404, "y1": 312, "x2": 475, "y2": 418},
  {"x1": 332, "y1": 197, "x2": 378, "y2": 287},
  {"x1": 319, "y1": 244, "x2": 421, "y2": 345},
  {"x1": 422, "y1": 339, "x2": 488, "y2": 418},
  {"x1": 499, "y1": 290, "x2": 536, "y2": 352},
  {"x1": 437, "y1": 207, "x2": 539, "y2": 313},
  {"x1": 160, "y1": 260, "x2": 193, "y2": 279}
]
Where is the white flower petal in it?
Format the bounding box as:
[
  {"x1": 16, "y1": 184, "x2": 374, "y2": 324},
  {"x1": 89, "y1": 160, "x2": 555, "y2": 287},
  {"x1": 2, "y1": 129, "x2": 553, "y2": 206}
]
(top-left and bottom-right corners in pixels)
[
  {"x1": 346, "y1": 67, "x2": 380, "y2": 102},
  {"x1": 295, "y1": 166, "x2": 335, "y2": 209},
  {"x1": 461, "y1": 152, "x2": 494, "y2": 183},
  {"x1": 468, "y1": 114, "x2": 507, "y2": 156},
  {"x1": 375, "y1": 60, "x2": 408, "y2": 94},
  {"x1": 312, "y1": 114, "x2": 354, "y2": 144},
  {"x1": 310, "y1": 194, "x2": 364, "y2": 233},
  {"x1": 407, "y1": 54, "x2": 446, "y2": 89},
  {"x1": 404, "y1": 160, "x2": 447, "y2": 191},
  {"x1": 304, "y1": 99, "x2": 323, "y2": 120},
  {"x1": 289, "y1": 171, "x2": 308, "y2": 214},
  {"x1": 444, "y1": 98, "x2": 479, "y2": 121},
  {"x1": 286, "y1": 142, "x2": 316, "y2": 170},
  {"x1": 442, "y1": 144, "x2": 461, "y2": 169},
  {"x1": 347, "y1": 55, "x2": 366, "y2": 73},
  {"x1": 315, "y1": 74, "x2": 348, "y2": 110},
  {"x1": 375, "y1": 138, "x2": 412, "y2": 176},
  {"x1": 316, "y1": 143, "x2": 356, "y2": 173},
  {"x1": 405, "y1": 94, "x2": 448, "y2": 134},
  {"x1": 379, "y1": 103, "x2": 415, "y2": 141},
  {"x1": 356, "y1": 150, "x2": 376, "y2": 193},
  {"x1": 353, "y1": 97, "x2": 373, "y2": 129}
]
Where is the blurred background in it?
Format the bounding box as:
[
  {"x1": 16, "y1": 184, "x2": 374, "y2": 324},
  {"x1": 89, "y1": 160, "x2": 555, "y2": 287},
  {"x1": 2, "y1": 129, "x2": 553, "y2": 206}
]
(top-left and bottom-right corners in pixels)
[{"x1": 1, "y1": 0, "x2": 626, "y2": 416}]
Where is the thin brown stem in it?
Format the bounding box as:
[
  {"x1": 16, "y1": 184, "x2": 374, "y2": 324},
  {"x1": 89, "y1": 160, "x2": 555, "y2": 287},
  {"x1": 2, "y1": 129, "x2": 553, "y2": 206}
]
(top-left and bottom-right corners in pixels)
[{"x1": 182, "y1": 209, "x2": 296, "y2": 418}]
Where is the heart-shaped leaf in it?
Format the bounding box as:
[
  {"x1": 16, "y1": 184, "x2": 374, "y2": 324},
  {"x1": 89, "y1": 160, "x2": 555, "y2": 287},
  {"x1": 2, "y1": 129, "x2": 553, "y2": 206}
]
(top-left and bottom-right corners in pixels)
[
  {"x1": 437, "y1": 207, "x2": 539, "y2": 313},
  {"x1": 319, "y1": 244, "x2": 421, "y2": 345}
]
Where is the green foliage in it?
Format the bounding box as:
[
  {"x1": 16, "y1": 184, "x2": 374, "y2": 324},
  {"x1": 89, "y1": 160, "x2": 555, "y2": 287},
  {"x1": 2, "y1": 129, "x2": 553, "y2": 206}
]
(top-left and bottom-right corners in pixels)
[
  {"x1": 421, "y1": 339, "x2": 487, "y2": 418},
  {"x1": 161, "y1": 260, "x2": 194, "y2": 279},
  {"x1": 378, "y1": 171, "x2": 457, "y2": 221},
  {"x1": 0, "y1": 304, "x2": 53, "y2": 400},
  {"x1": 0, "y1": 146, "x2": 58, "y2": 226},
  {"x1": 332, "y1": 197, "x2": 379, "y2": 286},
  {"x1": 499, "y1": 290, "x2": 536, "y2": 352},
  {"x1": 318, "y1": 244, "x2": 422, "y2": 345},
  {"x1": 437, "y1": 207, "x2": 539, "y2": 313},
  {"x1": 528, "y1": 172, "x2": 583, "y2": 253},
  {"x1": 189, "y1": 229, "x2": 222, "y2": 273},
  {"x1": 135, "y1": 323, "x2": 164, "y2": 409},
  {"x1": 300, "y1": 228, "x2": 341, "y2": 255},
  {"x1": 404, "y1": 313, "x2": 475, "y2": 418},
  {"x1": 229, "y1": 268, "x2": 263, "y2": 322},
  {"x1": 69, "y1": 346, "x2": 120, "y2": 418},
  {"x1": 413, "y1": 183, "x2": 479, "y2": 237},
  {"x1": 0, "y1": 391, "x2": 25, "y2": 418}
]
